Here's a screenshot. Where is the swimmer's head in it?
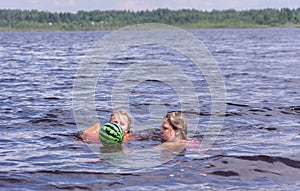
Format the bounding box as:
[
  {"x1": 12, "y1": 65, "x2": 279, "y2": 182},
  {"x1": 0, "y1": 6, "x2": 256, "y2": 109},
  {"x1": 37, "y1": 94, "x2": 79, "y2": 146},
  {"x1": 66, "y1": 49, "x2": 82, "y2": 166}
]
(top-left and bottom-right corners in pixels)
[
  {"x1": 161, "y1": 111, "x2": 188, "y2": 143},
  {"x1": 109, "y1": 109, "x2": 131, "y2": 135}
]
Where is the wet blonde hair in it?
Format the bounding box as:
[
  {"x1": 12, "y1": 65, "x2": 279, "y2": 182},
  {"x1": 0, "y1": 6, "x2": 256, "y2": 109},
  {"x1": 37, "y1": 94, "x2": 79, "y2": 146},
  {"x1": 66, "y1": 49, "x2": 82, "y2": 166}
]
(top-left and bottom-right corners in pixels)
[
  {"x1": 163, "y1": 111, "x2": 188, "y2": 140},
  {"x1": 109, "y1": 109, "x2": 132, "y2": 133}
]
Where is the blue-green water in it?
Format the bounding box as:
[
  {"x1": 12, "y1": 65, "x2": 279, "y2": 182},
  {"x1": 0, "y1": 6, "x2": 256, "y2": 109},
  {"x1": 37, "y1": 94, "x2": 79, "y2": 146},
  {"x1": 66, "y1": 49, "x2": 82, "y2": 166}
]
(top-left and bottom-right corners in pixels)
[{"x1": 0, "y1": 28, "x2": 299, "y2": 190}]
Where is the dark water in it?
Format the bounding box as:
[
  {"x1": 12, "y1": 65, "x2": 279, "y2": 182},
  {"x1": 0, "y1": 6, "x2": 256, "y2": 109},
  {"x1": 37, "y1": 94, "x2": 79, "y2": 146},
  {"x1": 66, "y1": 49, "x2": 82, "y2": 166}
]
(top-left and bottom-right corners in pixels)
[{"x1": 0, "y1": 28, "x2": 299, "y2": 190}]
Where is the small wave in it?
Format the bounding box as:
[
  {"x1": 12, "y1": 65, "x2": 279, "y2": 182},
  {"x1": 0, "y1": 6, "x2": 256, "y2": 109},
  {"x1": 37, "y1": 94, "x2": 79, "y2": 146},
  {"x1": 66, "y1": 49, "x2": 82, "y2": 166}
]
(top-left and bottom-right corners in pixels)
[
  {"x1": 225, "y1": 111, "x2": 245, "y2": 117},
  {"x1": 29, "y1": 118, "x2": 59, "y2": 124},
  {"x1": 235, "y1": 155, "x2": 300, "y2": 169},
  {"x1": 279, "y1": 106, "x2": 300, "y2": 115},
  {"x1": 199, "y1": 154, "x2": 300, "y2": 183},
  {"x1": 0, "y1": 174, "x2": 30, "y2": 184},
  {"x1": 209, "y1": 170, "x2": 239, "y2": 177},
  {"x1": 226, "y1": 102, "x2": 249, "y2": 107},
  {"x1": 43, "y1": 97, "x2": 60, "y2": 100},
  {"x1": 26, "y1": 169, "x2": 135, "y2": 175}
]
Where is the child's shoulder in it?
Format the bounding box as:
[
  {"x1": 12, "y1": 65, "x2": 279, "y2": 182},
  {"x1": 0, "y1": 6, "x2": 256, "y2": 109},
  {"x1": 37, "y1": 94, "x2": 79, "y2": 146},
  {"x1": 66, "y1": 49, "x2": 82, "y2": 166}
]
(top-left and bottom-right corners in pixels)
[{"x1": 155, "y1": 141, "x2": 188, "y2": 150}]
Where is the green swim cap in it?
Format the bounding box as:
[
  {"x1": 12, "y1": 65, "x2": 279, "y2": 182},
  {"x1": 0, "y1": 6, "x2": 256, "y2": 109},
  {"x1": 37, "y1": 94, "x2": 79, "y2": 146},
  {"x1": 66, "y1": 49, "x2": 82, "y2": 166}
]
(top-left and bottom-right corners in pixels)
[{"x1": 99, "y1": 122, "x2": 124, "y2": 146}]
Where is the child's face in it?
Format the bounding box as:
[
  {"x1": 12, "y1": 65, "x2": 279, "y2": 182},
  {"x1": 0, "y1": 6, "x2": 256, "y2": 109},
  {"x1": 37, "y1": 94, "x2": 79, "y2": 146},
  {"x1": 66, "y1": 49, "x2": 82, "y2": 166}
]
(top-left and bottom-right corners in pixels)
[
  {"x1": 160, "y1": 120, "x2": 176, "y2": 143},
  {"x1": 110, "y1": 113, "x2": 129, "y2": 135}
]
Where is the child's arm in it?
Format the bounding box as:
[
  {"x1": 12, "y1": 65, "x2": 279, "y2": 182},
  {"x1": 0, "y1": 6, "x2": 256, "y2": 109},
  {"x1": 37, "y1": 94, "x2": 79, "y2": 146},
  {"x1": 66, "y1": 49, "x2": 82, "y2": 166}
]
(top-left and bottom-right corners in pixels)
[{"x1": 82, "y1": 123, "x2": 100, "y2": 142}]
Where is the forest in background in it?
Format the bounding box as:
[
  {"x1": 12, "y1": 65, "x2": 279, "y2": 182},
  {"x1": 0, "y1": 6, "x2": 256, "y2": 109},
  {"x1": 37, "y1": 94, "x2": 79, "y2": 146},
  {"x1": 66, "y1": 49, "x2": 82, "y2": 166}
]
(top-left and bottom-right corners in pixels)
[{"x1": 0, "y1": 8, "x2": 300, "y2": 31}]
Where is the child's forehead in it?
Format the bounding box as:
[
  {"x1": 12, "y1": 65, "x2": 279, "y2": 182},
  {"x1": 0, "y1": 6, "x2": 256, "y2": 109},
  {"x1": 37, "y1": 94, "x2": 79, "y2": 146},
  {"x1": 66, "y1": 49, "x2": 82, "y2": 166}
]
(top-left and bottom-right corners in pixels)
[
  {"x1": 112, "y1": 113, "x2": 128, "y2": 121},
  {"x1": 162, "y1": 119, "x2": 170, "y2": 126}
]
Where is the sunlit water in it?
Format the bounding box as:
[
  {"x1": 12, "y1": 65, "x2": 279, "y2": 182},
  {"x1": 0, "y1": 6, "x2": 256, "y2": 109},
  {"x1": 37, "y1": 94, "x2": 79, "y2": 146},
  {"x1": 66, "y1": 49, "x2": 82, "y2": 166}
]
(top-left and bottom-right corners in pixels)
[{"x1": 0, "y1": 28, "x2": 299, "y2": 190}]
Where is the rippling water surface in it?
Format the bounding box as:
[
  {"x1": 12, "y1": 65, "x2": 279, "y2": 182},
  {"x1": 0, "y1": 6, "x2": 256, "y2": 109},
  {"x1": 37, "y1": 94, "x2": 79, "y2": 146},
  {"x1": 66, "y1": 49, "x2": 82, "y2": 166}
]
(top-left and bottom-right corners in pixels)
[{"x1": 0, "y1": 28, "x2": 299, "y2": 190}]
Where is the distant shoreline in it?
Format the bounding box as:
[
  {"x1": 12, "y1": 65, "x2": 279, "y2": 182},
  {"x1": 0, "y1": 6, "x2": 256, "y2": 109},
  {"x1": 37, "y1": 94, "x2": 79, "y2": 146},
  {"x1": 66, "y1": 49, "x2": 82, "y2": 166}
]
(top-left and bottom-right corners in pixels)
[
  {"x1": 1, "y1": 24, "x2": 299, "y2": 33},
  {"x1": 0, "y1": 8, "x2": 299, "y2": 32}
]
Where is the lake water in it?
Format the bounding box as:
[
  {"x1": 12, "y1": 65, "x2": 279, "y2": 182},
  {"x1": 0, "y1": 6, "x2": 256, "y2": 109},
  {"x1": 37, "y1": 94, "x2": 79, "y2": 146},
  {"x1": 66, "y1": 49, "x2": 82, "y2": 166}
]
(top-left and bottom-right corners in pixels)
[{"x1": 0, "y1": 27, "x2": 299, "y2": 190}]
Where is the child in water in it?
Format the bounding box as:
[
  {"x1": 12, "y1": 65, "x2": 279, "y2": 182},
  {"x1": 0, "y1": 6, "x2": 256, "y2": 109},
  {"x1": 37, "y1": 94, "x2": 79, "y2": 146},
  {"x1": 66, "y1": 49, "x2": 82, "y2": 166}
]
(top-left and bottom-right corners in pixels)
[
  {"x1": 82, "y1": 109, "x2": 133, "y2": 143},
  {"x1": 158, "y1": 111, "x2": 200, "y2": 150}
]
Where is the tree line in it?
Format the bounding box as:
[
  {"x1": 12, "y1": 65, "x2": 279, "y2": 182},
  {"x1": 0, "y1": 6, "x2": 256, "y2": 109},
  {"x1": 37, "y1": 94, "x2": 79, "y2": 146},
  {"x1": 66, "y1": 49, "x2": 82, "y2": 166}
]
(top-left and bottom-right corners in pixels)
[{"x1": 0, "y1": 8, "x2": 299, "y2": 31}]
